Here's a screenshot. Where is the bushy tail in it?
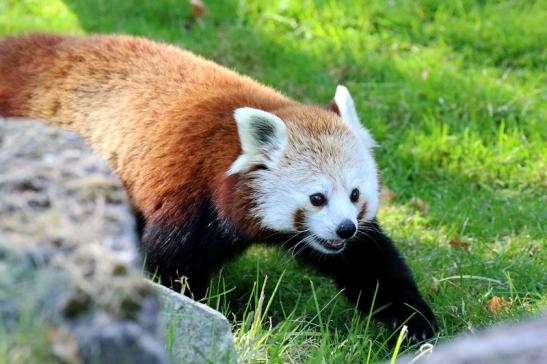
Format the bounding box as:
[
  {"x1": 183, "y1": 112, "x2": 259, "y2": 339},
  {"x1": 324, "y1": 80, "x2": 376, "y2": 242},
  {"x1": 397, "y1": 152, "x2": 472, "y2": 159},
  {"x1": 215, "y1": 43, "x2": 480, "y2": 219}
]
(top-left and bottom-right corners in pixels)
[{"x1": 0, "y1": 33, "x2": 65, "y2": 118}]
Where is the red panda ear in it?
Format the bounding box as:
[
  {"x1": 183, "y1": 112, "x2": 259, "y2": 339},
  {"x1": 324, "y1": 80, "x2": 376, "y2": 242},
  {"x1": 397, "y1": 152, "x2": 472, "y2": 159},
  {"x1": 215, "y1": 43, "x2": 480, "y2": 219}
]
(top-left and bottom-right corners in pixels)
[
  {"x1": 327, "y1": 99, "x2": 341, "y2": 116},
  {"x1": 331, "y1": 85, "x2": 377, "y2": 149},
  {"x1": 228, "y1": 107, "x2": 288, "y2": 175}
]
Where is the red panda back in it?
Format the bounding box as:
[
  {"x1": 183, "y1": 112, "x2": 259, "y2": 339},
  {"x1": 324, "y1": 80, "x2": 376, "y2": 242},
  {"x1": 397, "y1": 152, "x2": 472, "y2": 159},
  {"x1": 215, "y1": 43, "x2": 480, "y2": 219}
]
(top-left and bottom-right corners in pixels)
[
  {"x1": 0, "y1": 34, "x2": 66, "y2": 117},
  {"x1": 0, "y1": 33, "x2": 293, "y2": 231}
]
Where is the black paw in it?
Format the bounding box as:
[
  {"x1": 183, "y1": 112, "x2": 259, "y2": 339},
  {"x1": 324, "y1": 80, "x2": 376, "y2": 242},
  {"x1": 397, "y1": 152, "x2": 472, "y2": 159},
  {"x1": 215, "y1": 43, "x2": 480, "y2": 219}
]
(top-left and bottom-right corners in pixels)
[{"x1": 377, "y1": 299, "x2": 437, "y2": 342}]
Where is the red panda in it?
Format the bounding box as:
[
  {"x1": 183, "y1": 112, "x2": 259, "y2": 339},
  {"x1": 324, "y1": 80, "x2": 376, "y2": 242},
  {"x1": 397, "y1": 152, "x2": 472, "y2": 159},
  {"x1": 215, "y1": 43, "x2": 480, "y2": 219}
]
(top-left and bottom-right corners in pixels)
[{"x1": 0, "y1": 33, "x2": 437, "y2": 340}]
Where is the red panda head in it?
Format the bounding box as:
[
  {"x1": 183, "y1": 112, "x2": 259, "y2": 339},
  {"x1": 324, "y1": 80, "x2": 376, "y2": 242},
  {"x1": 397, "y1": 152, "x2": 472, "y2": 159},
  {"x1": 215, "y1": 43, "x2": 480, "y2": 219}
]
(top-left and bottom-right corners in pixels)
[{"x1": 228, "y1": 86, "x2": 379, "y2": 254}]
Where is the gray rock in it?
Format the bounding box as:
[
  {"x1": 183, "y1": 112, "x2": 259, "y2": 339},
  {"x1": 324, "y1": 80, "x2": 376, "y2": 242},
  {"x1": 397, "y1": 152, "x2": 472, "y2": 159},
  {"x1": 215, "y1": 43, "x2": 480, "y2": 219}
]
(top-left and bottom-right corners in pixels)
[
  {"x1": 76, "y1": 321, "x2": 169, "y2": 364},
  {"x1": 0, "y1": 119, "x2": 238, "y2": 364},
  {"x1": 397, "y1": 314, "x2": 547, "y2": 364},
  {"x1": 0, "y1": 119, "x2": 237, "y2": 364},
  {"x1": 0, "y1": 119, "x2": 170, "y2": 364},
  {"x1": 0, "y1": 119, "x2": 138, "y2": 265},
  {"x1": 152, "y1": 282, "x2": 238, "y2": 364}
]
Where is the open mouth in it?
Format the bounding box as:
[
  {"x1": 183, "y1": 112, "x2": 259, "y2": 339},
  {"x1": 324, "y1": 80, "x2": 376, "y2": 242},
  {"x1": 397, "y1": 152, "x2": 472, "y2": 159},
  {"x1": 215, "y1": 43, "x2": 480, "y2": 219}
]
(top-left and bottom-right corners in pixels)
[
  {"x1": 296, "y1": 234, "x2": 347, "y2": 254},
  {"x1": 317, "y1": 238, "x2": 346, "y2": 252}
]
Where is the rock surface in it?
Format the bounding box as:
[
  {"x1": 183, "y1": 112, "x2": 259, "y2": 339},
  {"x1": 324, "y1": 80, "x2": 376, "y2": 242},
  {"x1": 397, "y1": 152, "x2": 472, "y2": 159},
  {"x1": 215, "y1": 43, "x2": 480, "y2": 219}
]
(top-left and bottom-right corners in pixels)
[
  {"x1": 0, "y1": 119, "x2": 169, "y2": 364},
  {"x1": 153, "y1": 282, "x2": 238, "y2": 364},
  {"x1": 397, "y1": 314, "x2": 547, "y2": 364},
  {"x1": 0, "y1": 120, "x2": 237, "y2": 364}
]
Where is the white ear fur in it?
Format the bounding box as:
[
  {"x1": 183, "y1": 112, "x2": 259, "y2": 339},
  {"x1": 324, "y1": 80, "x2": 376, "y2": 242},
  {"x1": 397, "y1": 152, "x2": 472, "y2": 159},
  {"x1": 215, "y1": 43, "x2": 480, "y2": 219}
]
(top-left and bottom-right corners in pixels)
[
  {"x1": 228, "y1": 107, "x2": 288, "y2": 175},
  {"x1": 334, "y1": 85, "x2": 377, "y2": 148}
]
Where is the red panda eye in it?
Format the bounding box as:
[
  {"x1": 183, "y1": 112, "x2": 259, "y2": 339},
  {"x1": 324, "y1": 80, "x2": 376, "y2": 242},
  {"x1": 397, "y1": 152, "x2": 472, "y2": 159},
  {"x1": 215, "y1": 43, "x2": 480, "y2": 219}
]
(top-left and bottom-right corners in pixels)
[
  {"x1": 350, "y1": 188, "x2": 360, "y2": 203},
  {"x1": 309, "y1": 193, "x2": 326, "y2": 207}
]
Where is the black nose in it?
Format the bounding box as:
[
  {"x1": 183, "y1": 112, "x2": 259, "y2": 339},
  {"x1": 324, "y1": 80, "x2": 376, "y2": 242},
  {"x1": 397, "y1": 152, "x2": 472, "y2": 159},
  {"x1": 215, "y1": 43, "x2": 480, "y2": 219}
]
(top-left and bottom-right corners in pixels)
[{"x1": 336, "y1": 219, "x2": 356, "y2": 239}]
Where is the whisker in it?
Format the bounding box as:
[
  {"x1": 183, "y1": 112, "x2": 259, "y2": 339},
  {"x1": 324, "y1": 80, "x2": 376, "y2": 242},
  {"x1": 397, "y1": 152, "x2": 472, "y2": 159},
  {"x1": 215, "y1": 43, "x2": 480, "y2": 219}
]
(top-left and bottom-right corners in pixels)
[
  {"x1": 355, "y1": 229, "x2": 384, "y2": 253},
  {"x1": 288, "y1": 236, "x2": 308, "y2": 257},
  {"x1": 280, "y1": 230, "x2": 309, "y2": 251},
  {"x1": 357, "y1": 222, "x2": 382, "y2": 234},
  {"x1": 294, "y1": 237, "x2": 311, "y2": 255}
]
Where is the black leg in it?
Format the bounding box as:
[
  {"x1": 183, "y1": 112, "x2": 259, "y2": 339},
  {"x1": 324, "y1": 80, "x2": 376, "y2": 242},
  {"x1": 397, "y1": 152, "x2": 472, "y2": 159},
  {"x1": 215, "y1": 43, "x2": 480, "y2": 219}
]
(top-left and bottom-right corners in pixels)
[
  {"x1": 297, "y1": 220, "x2": 437, "y2": 340},
  {"x1": 141, "y1": 221, "x2": 206, "y2": 297},
  {"x1": 139, "y1": 202, "x2": 251, "y2": 299}
]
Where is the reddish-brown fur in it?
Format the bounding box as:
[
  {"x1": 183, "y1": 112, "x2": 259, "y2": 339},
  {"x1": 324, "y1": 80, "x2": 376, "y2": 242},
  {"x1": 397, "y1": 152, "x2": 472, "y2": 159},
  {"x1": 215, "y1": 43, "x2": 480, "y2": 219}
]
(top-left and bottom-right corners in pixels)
[{"x1": 0, "y1": 33, "x2": 303, "y2": 236}]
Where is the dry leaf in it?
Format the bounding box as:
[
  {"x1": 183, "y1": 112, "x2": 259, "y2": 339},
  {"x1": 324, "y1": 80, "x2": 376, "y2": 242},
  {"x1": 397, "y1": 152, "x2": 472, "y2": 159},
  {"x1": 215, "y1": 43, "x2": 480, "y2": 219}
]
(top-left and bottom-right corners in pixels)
[
  {"x1": 487, "y1": 296, "x2": 512, "y2": 314},
  {"x1": 409, "y1": 197, "x2": 429, "y2": 214},
  {"x1": 189, "y1": 0, "x2": 207, "y2": 18},
  {"x1": 421, "y1": 69, "x2": 430, "y2": 80},
  {"x1": 449, "y1": 236, "x2": 470, "y2": 251},
  {"x1": 380, "y1": 186, "x2": 396, "y2": 205}
]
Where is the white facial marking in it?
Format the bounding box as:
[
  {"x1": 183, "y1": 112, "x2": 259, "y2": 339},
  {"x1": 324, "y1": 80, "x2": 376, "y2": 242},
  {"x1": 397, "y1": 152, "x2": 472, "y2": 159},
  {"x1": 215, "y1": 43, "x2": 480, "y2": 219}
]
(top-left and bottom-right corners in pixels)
[
  {"x1": 250, "y1": 130, "x2": 379, "y2": 253},
  {"x1": 307, "y1": 188, "x2": 358, "y2": 240}
]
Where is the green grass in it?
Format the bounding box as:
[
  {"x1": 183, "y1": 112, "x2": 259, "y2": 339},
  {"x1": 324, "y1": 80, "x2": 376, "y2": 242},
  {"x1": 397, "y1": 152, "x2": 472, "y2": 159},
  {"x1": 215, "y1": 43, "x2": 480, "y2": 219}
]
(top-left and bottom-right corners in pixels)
[{"x1": 1, "y1": 0, "x2": 545, "y2": 362}]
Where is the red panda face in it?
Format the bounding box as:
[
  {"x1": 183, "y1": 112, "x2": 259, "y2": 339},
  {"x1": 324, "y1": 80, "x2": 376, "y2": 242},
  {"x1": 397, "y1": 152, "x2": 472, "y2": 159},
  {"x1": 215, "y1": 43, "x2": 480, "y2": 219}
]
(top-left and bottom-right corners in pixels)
[{"x1": 229, "y1": 86, "x2": 379, "y2": 254}]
